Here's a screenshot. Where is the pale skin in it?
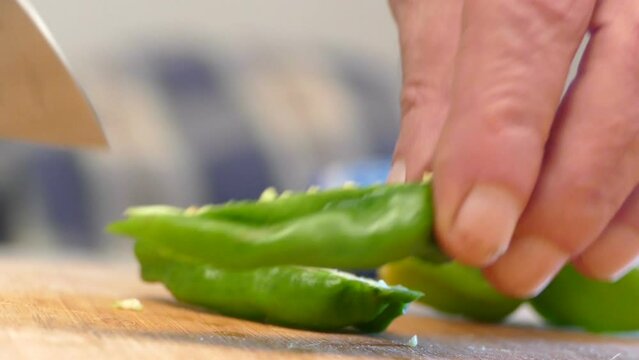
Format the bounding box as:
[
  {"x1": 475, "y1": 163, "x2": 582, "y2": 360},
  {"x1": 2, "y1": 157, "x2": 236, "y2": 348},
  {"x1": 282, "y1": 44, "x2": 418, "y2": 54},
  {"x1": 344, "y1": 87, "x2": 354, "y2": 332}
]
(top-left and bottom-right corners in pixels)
[{"x1": 387, "y1": 0, "x2": 639, "y2": 299}]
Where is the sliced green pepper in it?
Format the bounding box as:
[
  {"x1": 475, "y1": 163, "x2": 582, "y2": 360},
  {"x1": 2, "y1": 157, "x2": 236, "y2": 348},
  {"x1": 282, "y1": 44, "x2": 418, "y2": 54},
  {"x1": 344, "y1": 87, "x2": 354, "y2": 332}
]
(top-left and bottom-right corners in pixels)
[
  {"x1": 108, "y1": 180, "x2": 639, "y2": 334},
  {"x1": 531, "y1": 265, "x2": 639, "y2": 333},
  {"x1": 379, "y1": 257, "x2": 522, "y2": 322},
  {"x1": 108, "y1": 182, "x2": 447, "y2": 270},
  {"x1": 135, "y1": 240, "x2": 422, "y2": 332}
]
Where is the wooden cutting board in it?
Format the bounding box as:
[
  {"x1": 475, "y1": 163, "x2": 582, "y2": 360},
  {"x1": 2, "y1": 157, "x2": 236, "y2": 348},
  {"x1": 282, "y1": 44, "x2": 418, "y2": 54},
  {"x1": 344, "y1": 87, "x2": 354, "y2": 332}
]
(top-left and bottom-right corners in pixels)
[{"x1": 0, "y1": 257, "x2": 637, "y2": 359}]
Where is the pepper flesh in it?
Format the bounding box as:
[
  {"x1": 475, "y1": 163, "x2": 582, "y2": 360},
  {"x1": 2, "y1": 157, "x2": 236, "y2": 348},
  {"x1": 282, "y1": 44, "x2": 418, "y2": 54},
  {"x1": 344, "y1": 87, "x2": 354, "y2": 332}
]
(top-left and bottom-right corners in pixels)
[
  {"x1": 135, "y1": 240, "x2": 422, "y2": 332},
  {"x1": 108, "y1": 182, "x2": 447, "y2": 270},
  {"x1": 379, "y1": 257, "x2": 522, "y2": 322},
  {"x1": 531, "y1": 265, "x2": 639, "y2": 333},
  {"x1": 108, "y1": 180, "x2": 639, "y2": 334}
]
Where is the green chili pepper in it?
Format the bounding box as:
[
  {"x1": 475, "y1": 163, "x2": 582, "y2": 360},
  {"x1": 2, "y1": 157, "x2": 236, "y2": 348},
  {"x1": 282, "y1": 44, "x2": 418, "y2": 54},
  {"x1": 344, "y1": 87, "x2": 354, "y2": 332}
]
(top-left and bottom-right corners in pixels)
[
  {"x1": 379, "y1": 257, "x2": 522, "y2": 322},
  {"x1": 531, "y1": 265, "x2": 639, "y2": 333},
  {"x1": 108, "y1": 179, "x2": 639, "y2": 334},
  {"x1": 108, "y1": 182, "x2": 447, "y2": 270},
  {"x1": 135, "y1": 240, "x2": 422, "y2": 332}
]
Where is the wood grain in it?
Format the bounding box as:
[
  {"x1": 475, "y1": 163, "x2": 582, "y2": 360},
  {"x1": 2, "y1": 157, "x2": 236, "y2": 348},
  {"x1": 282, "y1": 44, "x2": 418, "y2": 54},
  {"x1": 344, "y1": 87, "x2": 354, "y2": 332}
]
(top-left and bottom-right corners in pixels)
[{"x1": 0, "y1": 258, "x2": 636, "y2": 359}]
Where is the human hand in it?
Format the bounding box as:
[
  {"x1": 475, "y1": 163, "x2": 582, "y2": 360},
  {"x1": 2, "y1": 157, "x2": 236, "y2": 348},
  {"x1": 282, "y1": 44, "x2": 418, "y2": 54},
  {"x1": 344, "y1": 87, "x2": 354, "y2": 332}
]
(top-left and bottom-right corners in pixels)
[{"x1": 388, "y1": 0, "x2": 639, "y2": 298}]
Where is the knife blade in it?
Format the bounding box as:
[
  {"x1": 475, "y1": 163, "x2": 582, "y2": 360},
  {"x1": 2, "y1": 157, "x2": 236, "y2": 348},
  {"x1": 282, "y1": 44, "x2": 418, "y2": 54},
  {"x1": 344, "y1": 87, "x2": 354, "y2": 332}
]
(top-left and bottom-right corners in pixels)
[{"x1": 0, "y1": 0, "x2": 108, "y2": 148}]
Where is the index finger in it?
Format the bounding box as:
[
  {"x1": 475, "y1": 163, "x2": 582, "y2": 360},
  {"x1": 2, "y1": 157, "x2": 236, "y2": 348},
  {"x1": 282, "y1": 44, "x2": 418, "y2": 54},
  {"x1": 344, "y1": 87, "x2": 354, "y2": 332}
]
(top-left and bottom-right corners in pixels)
[{"x1": 432, "y1": 0, "x2": 596, "y2": 266}]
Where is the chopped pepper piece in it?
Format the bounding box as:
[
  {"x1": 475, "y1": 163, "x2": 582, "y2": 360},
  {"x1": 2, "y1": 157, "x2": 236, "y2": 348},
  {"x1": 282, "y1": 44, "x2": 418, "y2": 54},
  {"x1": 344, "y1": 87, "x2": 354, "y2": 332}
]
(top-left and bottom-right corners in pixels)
[
  {"x1": 135, "y1": 240, "x2": 422, "y2": 332},
  {"x1": 108, "y1": 182, "x2": 447, "y2": 270},
  {"x1": 531, "y1": 265, "x2": 639, "y2": 333},
  {"x1": 380, "y1": 257, "x2": 522, "y2": 322}
]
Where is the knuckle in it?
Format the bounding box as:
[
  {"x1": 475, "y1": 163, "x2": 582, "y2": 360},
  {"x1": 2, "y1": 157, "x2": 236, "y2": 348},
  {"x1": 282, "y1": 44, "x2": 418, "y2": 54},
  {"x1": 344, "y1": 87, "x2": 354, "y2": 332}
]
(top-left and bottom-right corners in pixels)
[
  {"x1": 478, "y1": 96, "x2": 547, "y2": 146},
  {"x1": 529, "y1": 0, "x2": 589, "y2": 23},
  {"x1": 554, "y1": 180, "x2": 622, "y2": 255},
  {"x1": 583, "y1": 114, "x2": 639, "y2": 188},
  {"x1": 568, "y1": 172, "x2": 618, "y2": 217},
  {"x1": 559, "y1": 160, "x2": 620, "y2": 217},
  {"x1": 500, "y1": 0, "x2": 594, "y2": 44},
  {"x1": 399, "y1": 81, "x2": 448, "y2": 116},
  {"x1": 545, "y1": 118, "x2": 639, "y2": 253}
]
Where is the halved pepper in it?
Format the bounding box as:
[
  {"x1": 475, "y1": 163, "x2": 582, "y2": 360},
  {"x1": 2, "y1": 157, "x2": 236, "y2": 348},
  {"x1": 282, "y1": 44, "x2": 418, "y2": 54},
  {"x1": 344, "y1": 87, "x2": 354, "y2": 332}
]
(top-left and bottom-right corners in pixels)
[
  {"x1": 135, "y1": 239, "x2": 423, "y2": 332},
  {"x1": 379, "y1": 257, "x2": 523, "y2": 322},
  {"x1": 108, "y1": 182, "x2": 447, "y2": 270},
  {"x1": 109, "y1": 180, "x2": 639, "y2": 333},
  {"x1": 531, "y1": 265, "x2": 639, "y2": 333}
]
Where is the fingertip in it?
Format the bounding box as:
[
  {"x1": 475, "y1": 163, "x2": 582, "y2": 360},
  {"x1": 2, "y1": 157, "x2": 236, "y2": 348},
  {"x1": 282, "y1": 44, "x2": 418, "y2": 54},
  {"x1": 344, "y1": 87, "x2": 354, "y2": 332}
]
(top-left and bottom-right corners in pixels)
[
  {"x1": 387, "y1": 159, "x2": 407, "y2": 184},
  {"x1": 573, "y1": 224, "x2": 639, "y2": 282},
  {"x1": 482, "y1": 268, "x2": 537, "y2": 300},
  {"x1": 572, "y1": 257, "x2": 615, "y2": 282},
  {"x1": 438, "y1": 184, "x2": 521, "y2": 267},
  {"x1": 484, "y1": 236, "x2": 569, "y2": 299}
]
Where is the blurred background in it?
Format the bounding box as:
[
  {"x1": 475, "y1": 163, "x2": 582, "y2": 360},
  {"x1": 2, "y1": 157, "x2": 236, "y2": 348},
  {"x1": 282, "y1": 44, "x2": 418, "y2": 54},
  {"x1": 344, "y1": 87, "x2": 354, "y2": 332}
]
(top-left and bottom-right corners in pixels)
[{"x1": 0, "y1": 0, "x2": 405, "y2": 260}]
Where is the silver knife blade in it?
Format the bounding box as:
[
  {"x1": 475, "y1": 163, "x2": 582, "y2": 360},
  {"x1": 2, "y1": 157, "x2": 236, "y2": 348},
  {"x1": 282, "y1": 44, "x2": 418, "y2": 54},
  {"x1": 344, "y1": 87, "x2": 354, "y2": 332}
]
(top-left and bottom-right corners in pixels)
[{"x1": 0, "y1": 0, "x2": 108, "y2": 148}]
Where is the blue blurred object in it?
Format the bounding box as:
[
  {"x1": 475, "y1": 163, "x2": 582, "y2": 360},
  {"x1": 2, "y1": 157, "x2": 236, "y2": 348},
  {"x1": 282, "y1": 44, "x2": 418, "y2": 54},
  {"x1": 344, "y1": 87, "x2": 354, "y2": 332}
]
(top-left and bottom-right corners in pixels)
[{"x1": 313, "y1": 157, "x2": 392, "y2": 189}]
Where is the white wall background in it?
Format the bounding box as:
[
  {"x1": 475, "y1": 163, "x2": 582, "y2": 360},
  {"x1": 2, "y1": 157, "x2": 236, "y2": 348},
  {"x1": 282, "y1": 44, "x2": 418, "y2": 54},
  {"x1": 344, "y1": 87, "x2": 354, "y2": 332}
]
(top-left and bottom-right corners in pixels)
[
  {"x1": 29, "y1": 1, "x2": 400, "y2": 67},
  {"x1": 28, "y1": 0, "x2": 585, "y2": 95}
]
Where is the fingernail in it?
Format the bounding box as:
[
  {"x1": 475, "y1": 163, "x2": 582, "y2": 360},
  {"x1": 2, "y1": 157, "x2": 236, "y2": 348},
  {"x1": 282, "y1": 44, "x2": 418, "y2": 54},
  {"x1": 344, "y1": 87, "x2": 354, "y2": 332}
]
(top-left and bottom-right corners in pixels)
[
  {"x1": 387, "y1": 160, "x2": 406, "y2": 184},
  {"x1": 485, "y1": 236, "x2": 569, "y2": 298},
  {"x1": 447, "y1": 184, "x2": 521, "y2": 266},
  {"x1": 611, "y1": 257, "x2": 639, "y2": 281},
  {"x1": 576, "y1": 224, "x2": 639, "y2": 282}
]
